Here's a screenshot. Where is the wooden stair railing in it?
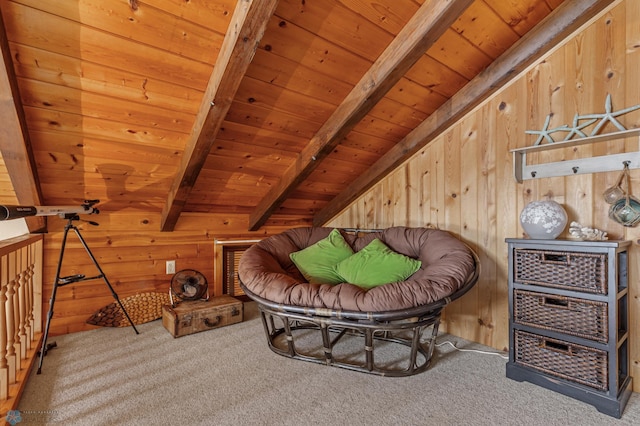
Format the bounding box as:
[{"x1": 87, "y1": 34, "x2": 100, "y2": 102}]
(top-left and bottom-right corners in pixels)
[{"x1": 0, "y1": 234, "x2": 43, "y2": 417}]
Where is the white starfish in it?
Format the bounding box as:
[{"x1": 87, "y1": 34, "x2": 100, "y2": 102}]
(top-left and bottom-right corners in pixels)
[
  {"x1": 578, "y1": 94, "x2": 640, "y2": 136},
  {"x1": 561, "y1": 114, "x2": 597, "y2": 140},
  {"x1": 525, "y1": 114, "x2": 570, "y2": 145}
]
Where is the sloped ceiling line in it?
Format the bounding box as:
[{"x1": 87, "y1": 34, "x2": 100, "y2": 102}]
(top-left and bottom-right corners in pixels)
[
  {"x1": 160, "y1": 0, "x2": 280, "y2": 231},
  {"x1": 313, "y1": 0, "x2": 618, "y2": 226},
  {"x1": 248, "y1": 0, "x2": 476, "y2": 231},
  {"x1": 0, "y1": 7, "x2": 44, "y2": 232}
]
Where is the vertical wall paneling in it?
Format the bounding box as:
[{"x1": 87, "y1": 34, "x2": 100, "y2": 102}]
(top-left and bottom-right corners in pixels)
[
  {"x1": 329, "y1": 0, "x2": 640, "y2": 390},
  {"x1": 432, "y1": 138, "x2": 446, "y2": 228},
  {"x1": 457, "y1": 113, "x2": 480, "y2": 341},
  {"x1": 564, "y1": 26, "x2": 596, "y2": 229},
  {"x1": 477, "y1": 101, "x2": 499, "y2": 347}
]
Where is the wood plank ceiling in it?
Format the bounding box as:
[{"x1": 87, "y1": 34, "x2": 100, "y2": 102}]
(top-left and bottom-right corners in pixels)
[{"x1": 0, "y1": 0, "x2": 613, "y2": 232}]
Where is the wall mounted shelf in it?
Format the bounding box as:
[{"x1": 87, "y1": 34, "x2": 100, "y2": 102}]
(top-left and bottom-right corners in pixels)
[{"x1": 511, "y1": 128, "x2": 640, "y2": 183}]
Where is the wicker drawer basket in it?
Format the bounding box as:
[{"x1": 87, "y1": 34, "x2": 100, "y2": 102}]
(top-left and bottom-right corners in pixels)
[
  {"x1": 513, "y1": 289, "x2": 608, "y2": 342},
  {"x1": 514, "y1": 249, "x2": 607, "y2": 294},
  {"x1": 514, "y1": 330, "x2": 608, "y2": 391}
]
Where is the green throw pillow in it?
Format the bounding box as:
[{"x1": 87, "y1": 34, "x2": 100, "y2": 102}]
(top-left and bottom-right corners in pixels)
[
  {"x1": 290, "y1": 229, "x2": 354, "y2": 284},
  {"x1": 334, "y1": 238, "x2": 421, "y2": 290}
]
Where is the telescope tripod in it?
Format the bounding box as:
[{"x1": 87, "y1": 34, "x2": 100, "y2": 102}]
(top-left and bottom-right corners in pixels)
[{"x1": 37, "y1": 214, "x2": 139, "y2": 374}]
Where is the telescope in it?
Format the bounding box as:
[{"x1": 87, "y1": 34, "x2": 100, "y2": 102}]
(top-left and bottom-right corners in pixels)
[{"x1": 0, "y1": 199, "x2": 100, "y2": 221}]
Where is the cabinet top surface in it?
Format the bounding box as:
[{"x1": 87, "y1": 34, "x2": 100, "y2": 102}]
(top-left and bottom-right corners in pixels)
[{"x1": 505, "y1": 238, "x2": 631, "y2": 248}]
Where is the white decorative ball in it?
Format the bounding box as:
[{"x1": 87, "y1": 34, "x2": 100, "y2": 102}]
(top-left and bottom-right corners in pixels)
[{"x1": 520, "y1": 200, "x2": 568, "y2": 239}]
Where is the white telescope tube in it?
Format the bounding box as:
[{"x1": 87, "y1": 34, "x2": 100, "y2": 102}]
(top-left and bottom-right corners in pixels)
[{"x1": 0, "y1": 203, "x2": 99, "y2": 220}]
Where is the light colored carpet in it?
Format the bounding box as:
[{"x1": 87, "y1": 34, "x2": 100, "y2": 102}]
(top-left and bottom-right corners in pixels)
[{"x1": 16, "y1": 303, "x2": 640, "y2": 425}]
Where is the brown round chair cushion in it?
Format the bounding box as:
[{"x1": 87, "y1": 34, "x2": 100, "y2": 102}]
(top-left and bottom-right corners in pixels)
[{"x1": 238, "y1": 226, "x2": 476, "y2": 312}]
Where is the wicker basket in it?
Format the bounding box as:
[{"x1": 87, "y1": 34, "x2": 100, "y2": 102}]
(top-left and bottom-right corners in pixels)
[
  {"x1": 514, "y1": 330, "x2": 608, "y2": 390},
  {"x1": 513, "y1": 289, "x2": 608, "y2": 343},
  {"x1": 514, "y1": 249, "x2": 607, "y2": 294}
]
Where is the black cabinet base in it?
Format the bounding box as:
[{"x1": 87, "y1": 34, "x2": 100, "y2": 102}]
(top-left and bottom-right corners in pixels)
[{"x1": 506, "y1": 362, "x2": 633, "y2": 419}]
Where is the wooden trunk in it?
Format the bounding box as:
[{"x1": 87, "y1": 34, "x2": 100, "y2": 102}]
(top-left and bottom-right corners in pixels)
[{"x1": 161, "y1": 296, "x2": 243, "y2": 338}]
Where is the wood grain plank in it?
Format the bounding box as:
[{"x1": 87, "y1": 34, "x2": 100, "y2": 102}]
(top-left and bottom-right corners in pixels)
[
  {"x1": 257, "y1": 14, "x2": 371, "y2": 86},
  {"x1": 366, "y1": 97, "x2": 429, "y2": 131},
  {"x1": 12, "y1": 0, "x2": 227, "y2": 64},
  {"x1": 205, "y1": 138, "x2": 298, "y2": 164},
  {"x1": 10, "y1": 43, "x2": 202, "y2": 115},
  {"x1": 351, "y1": 112, "x2": 413, "y2": 141},
  {"x1": 235, "y1": 75, "x2": 337, "y2": 123},
  {"x1": 217, "y1": 121, "x2": 307, "y2": 152},
  {"x1": 18, "y1": 78, "x2": 195, "y2": 134},
  {"x1": 275, "y1": 0, "x2": 393, "y2": 62},
  {"x1": 594, "y1": 5, "x2": 629, "y2": 238},
  {"x1": 0, "y1": 7, "x2": 44, "y2": 231},
  {"x1": 484, "y1": 0, "x2": 553, "y2": 36},
  {"x1": 404, "y1": 54, "x2": 470, "y2": 99},
  {"x1": 32, "y1": 150, "x2": 179, "y2": 178},
  {"x1": 476, "y1": 101, "x2": 498, "y2": 348},
  {"x1": 30, "y1": 130, "x2": 182, "y2": 167},
  {"x1": 339, "y1": 0, "x2": 419, "y2": 35},
  {"x1": 315, "y1": 0, "x2": 617, "y2": 226},
  {"x1": 431, "y1": 138, "x2": 445, "y2": 229},
  {"x1": 545, "y1": 0, "x2": 566, "y2": 8},
  {"x1": 448, "y1": 113, "x2": 479, "y2": 338},
  {"x1": 147, "y1": 0, "x2": 237, "y2": 33},
  {"x1": 279, "y1": 196, "x2": 333, "y2": 213},
  {"x1": 562, "y1": 25, "x2": 597, "y2": 229},
  {"x1": 250, "y1": 0, "x2": 475, "y2": 230},
  {"x1": 39, "y1": 164, "x2": 175, "y2": 187},
  {"x1": 39, "y1": 182, "x2": 172, "y2": 201},
  {"x1": 493, "y1": 80, "x2": 525, "y2": 350},
  {"x1": 248, "y1": 32, "x2": 447, "y2": 119},
  {"x1": 23, "y1": 107, "x2": 189, "y2": 148},
  {"x1": 385, "y1": 77, "x2": 449, "y2": 116},
  {"x1": 620, "y1": 0, "x2": 640, "y2": 385},
  {"x1": 427, "y1": 29, "x2": 493, "y2": 80},
  {"x1": 190, "y1": 168, "x2": 281, "y2": 187},
  {"x1": 239, "y1": 74, "x2": 427, "y2": 132},
  {"x1": 2, "y1": 2, "x2": 214, "y2": 91},
  {"x1": 160, "y1": 0, "x2": 280, "y2": 231},
  {"x1": 222, "y1": 101, "x2": 322, "y2": 139},
  {"x1": 451, "y1": 0, "x2": 520, "y2": 58},
  {"x1": 42, "y1": 244, "x2": 202, "y2": 272},
  {"x1": 0, "y1": 158, "x2": 18, "y2": 203},
  {"x1": 246, "y1": 48, "x2": 352, "y2": 105},
  {"x1": 332, "y1": 132, "x2": 397, "y2": 155},
  {"x1": 414, "y1": 149, "x2": 431, "y2": 228}
]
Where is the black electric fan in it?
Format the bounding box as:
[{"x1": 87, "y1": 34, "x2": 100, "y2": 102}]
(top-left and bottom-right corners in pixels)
[{"x1": 170, "y1": 269, "x2": 209, "y2": 306}]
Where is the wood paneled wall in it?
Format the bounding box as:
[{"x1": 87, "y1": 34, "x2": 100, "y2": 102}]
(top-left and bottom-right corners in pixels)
[
  {"x1": 329, "y1": 0, "x2": 640, "y2": 390},
  {"x1": 41, "y1": 212, "x2": 306, "y2": 336}
]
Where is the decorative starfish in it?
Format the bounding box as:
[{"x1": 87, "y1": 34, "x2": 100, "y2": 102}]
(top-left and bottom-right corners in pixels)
[
  {"x1": 524, "y1": 94, "x2": 640, "y2": 147},
  {"x1": 561, "y1": 114, "x2": 597, "y2": 141},
  {"x1": 578, "y1": 94, "x2": 640, "y2": 136},
  {"x1": 525, "y1": 114, "x2": 570, "y2": 145}
]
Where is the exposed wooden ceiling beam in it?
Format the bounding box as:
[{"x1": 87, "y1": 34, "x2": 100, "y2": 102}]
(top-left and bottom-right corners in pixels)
[
  {"x1": 0, "y1": 9, "x2": 45, "y2": 232},
  {"x1": 248, "y1": 0, "x2": 475, "y2": 231},
  {"x1": 313, "y1": 0, "x2": 617, "y2": 226},
  {"x1": 161, "y1": 0, "x2": 279, "y2": 231}
]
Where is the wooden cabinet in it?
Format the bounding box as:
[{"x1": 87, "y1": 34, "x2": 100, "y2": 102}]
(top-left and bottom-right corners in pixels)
[{"x1": 505, "y1": 238, "x2": 633, "y2": 418}]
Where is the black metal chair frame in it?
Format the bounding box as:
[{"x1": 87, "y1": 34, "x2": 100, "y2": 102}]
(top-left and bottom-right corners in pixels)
[{"x1": 240, "y1": 242, "x2": 480, "y2": 377}]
